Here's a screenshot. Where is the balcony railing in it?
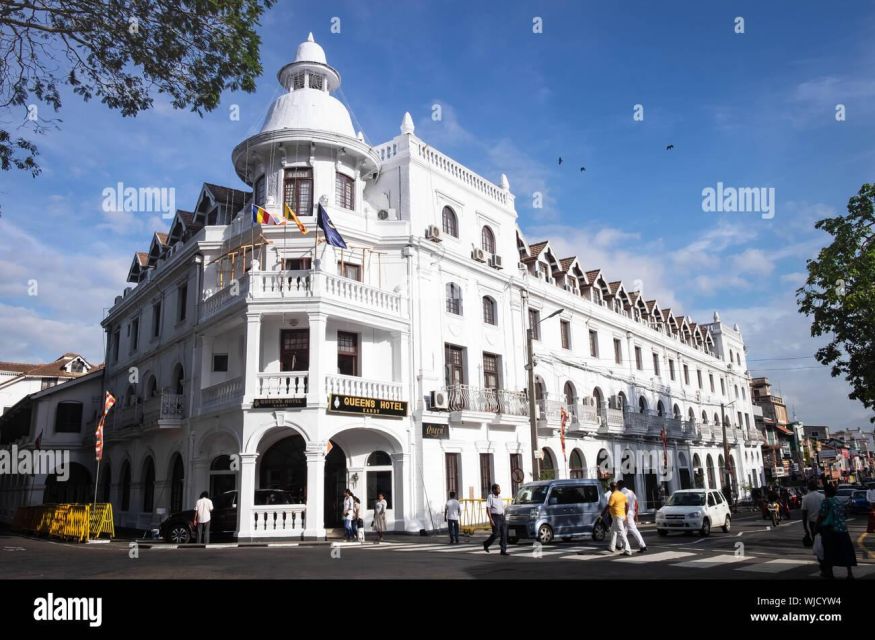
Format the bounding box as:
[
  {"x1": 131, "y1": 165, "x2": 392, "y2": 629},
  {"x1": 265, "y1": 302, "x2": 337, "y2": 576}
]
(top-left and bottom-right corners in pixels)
[
  {"x1": 143, "y1": 391, "x2": 185, "y2": 428},
  {"x1": 624, "y1": 411, "x2": 649, "y2": 435},
  {"x1": 200, "y1": 276, "x2": 250, "y2": 323},
  {"x1": 250, "y1": 504, "x2": 306, "y2": 538},
  {"x1": 249, "y1": 270, "x2": 404, "y2": 317},
  {"x1": 666, "y1": 417, "x2": 684, "y2": 437},
  {"x1": 600, "y1": 407, "x2": 625, "y2": 434},
  {"x1": 682, "y1": 419, "x2": 698, "y2": 440},
  {"x1": 257, "y1": 372, "x2": 309, "y2": 398},
  {"x1": 201, "y1": 377, "x2": 244, "y2": 413},
  {"x1": 326, "y1": 374, "x2": 404, "y2": 402},
  {"x1": 445, "y1": 384, "x2": 529, "y2": 417}
]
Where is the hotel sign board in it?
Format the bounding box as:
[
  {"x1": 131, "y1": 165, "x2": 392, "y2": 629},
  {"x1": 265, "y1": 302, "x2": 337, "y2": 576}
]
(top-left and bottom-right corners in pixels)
[
  {"x1": 422, "y1": 423, "x2": 449, "y2": 439},
  {"x1": 328, "y1": 394, "x2": 407, "y2": 418},
  {"x1": 252, "y1": 397, "x2": 307, "y2": 409}
]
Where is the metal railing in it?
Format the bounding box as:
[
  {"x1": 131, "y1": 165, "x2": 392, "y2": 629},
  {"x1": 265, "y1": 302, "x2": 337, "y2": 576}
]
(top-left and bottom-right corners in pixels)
[{"x1": 445, "y1": 384, "x2": 529, "y2": 416}]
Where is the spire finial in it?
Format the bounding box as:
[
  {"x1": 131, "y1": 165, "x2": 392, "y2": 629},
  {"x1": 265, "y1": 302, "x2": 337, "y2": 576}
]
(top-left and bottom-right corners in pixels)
[
  {"x1": 307, "y1": 32, "x2": 315, "y2": 42},
  {"x1": 400, "y1": 112, "x2": 415, "y2": 134},
  {"x1": 500, "y1": 173, "x2": 510, "y2": 190}
]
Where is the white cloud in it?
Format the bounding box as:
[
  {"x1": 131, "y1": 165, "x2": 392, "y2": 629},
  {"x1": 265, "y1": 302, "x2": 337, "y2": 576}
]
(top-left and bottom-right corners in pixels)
[{"x1": 731, "y1": 249, "x2": 774, "y2": 276}]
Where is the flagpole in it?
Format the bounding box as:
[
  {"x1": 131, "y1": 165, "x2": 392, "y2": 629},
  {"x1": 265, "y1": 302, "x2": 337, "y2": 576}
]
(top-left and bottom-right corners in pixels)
[{"x1": 93, "y1": 458, "x2": 101, "y2": 507}]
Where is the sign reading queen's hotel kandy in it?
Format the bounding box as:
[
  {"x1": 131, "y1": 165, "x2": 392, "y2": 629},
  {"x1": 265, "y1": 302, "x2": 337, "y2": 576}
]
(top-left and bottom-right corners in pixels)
[{"x1": 328, "y1": 394, "x2": 408, "y2": 418}]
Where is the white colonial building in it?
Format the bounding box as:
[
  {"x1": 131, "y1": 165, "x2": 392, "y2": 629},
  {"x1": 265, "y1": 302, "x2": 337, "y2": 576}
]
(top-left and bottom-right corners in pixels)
[{"x1": 4, "y1": 34, "x2": 765, "y2": 539}]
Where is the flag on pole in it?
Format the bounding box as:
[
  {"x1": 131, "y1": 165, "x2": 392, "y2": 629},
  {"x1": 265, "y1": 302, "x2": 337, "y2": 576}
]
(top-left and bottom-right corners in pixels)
[
  {"x1": 95, "y1": 391, "x2": 117, "y2": 462},
  {"x1": 284, "y1": 203, "x2": 309, "y2": 234},
  {"x1": 251, "y1": 204, "x2": 285, "y2": 226},
  {"x1": 560, "y1": 406, "x2": 569, "y2": 463},
  {"x1": 317, "y1": 203, "x2": 348, "y2": 248}
]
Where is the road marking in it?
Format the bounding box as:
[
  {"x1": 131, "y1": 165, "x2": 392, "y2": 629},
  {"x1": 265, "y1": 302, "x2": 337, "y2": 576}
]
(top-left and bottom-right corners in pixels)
[
  {"x1": 737, "y1": 559, "x2": 815, "y2": 573},
  {"x1": 672, "y1": 554, "x2": 747, "y2": 568},
  {"x1": 614, "y1": 550, "x2": 695, "y2": 563},
  {"x1": 396, "y1": 544, "x2": 459, "y2": 552},
  {"x1": 430, "y1": 544, "x2": 482, "y2": 553}
]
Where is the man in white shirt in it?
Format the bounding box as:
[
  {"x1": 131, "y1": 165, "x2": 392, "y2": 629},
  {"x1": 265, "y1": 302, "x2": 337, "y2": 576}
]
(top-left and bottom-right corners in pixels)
[
  {"x1": 617, "y1": 480, "x2": 647, "y2": 553},
  {"x1": 445, "y1": 491, "x2": 461, "y2": 544},
  {"x1": 866, "y1": 484, "x2": 875, "y2": 507},
  {"x1": 483, "y1": 484, "x2": 509, "y2": 555},
  {"x1": 194, "y1": 491, "x2": 214, "y2": 545},
  {"x1": 801, "y1": 479, "x2": 825, "y2": 541}
]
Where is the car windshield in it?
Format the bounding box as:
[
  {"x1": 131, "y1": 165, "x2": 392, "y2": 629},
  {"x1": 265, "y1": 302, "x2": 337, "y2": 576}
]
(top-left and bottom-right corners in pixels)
[
  {"x1": 514, "y1": 485, "x2": 550, "y2": 505},
  {"x1": 837, "y1": 489, "x2": 853, "y2": 496},
  {"x1": 667, "y1": 492, "x2": 705, "y2": 506}
]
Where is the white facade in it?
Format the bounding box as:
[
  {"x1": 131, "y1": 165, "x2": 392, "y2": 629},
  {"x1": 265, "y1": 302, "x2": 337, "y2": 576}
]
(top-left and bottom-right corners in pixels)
[{"x1": 6, "y1": 35, "x2": 764, "y2": 538}]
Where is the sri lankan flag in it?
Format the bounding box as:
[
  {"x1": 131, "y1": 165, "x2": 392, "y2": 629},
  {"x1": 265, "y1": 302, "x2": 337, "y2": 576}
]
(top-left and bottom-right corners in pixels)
[
  {"x1": 284, "y1": 203, "x2": 308, "y2": 234},
  {"x1": 251, "y1": 204, "x2": 284, "y2": 225}
]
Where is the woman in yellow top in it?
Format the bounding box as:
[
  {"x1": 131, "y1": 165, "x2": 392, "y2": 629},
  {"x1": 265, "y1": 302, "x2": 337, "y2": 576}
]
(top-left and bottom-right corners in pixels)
[{"x1": 607, "y1": 488, "x2": 632, "y2": 556}]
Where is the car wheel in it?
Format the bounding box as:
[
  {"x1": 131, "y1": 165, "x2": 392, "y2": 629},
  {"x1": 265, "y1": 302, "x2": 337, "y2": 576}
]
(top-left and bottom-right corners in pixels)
[
  {"x1": 508, "y1": 536, "x2": 519, "y2": 545},
  {"x1": 592, "y1": 519, "x2": 607, "y2": 541},
  {"x1": 536, "y1": 524, "x2": 554, "y2": 544},
  {"x1": 166, "y1": 525, "x2": 191, "y2": 544},
  {"x1": 657, "y1": 529, "x2": 668, "y2": 537},
  {"x1": 722, "y1": 515, "x2": 731, "y2": 533},
  {"x1": 700, "y1": 518, "x2": 711, "y2": 537}
]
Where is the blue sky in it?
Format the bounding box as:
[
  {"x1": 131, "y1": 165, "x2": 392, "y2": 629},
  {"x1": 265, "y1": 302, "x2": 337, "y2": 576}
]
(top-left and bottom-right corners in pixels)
[{"x1": 1, "y1": 0, "x2": 873, "y2": 427}]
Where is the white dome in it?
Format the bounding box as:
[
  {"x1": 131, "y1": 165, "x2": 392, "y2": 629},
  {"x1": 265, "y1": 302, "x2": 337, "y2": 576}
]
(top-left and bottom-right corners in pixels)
[
  {"x1": 295, "y1": 33, "x2": 327, "y2": 64},
  {"x1": 260, "y1": 88, "x2": 355, "y2": 137}
]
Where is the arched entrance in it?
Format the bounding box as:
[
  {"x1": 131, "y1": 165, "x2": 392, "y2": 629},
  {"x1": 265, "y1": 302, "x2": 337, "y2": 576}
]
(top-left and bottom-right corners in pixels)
[
  {"x1": 692, "y1": 454, "x2": 704, "y2": 488},
  {"x1": 169, "y1": 454, "x2": 184, "y2": 513},
  {"x1": 43, "y1": 462, "x2": 92, "y2": 504},
  {"x1": 324, "y1": 441, "x2": 347, "y2": 528},
  {"x1": 569, "y1": 449, "x2": 586, "y2": 479},
  {"x1": 260, "y1": 434, "x2": 307, "y2": 502},
  {"x1": 677, "y1": 452, "x2": 692, "y2": 489},
  {"x1": 541, "y1": 448, "x2": 557, "y2": 480},
  {"x1": 210, "y1": 455, "x2": 237, "y2": 498},
  {"x1": 706, "y1": 454, "x2": 716, "y2": 489}
]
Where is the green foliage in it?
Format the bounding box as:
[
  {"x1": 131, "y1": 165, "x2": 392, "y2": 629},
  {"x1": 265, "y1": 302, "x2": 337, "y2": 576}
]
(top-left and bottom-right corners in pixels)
[
  {"x1": 797, "y1": 183, "x2": 875, "y2": 422},
  {"x1": 0, "y1": 0, "x2": 276, "y2": 197}
]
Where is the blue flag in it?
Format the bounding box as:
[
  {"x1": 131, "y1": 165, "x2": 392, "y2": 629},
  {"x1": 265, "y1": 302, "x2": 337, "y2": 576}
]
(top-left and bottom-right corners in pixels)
[{"x1": 317, "y1": 203, "x2": 348, "y2": 249}]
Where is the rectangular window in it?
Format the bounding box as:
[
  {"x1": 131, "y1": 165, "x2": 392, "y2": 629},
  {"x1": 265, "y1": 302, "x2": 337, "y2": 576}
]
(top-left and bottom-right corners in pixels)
[
  {"x1": 669, "y1": 359, "x2": 676, "y2": 381},
  {"x1": 152, "y1": 301, "x2": 161, "y2": 338},
  {"x1": 613, "y1": 338, "x2": 622, "y2": 365},
  {"x1": 445, "y1": 453, "x2": 461, "y2": 497},
  {"x1": 697, "y1": 370, "x2": 703, "y2": 389},
  {"x1": 510, "y1": 454, "x2": 523, "y2": 496},
  {"x1": 737, "y1": 411, "x2": 743, "y2": 427},
  {"x1": 634, "y1": 346, "x2": 643, "y2": 370},
  {"x1": 55, "y1": 402, "x2": 83, "y2": 433},
  {"x1": 283, "y1": 167, "x2": 313, "y2": 216},
  {"x1": 589, "y1": 330, "x2": 599, "y2": 358},
  {"x1": 479, "y1": 453, "x2": 495, "y2": 499},
  {"x1": 280, "y1": 329, "x2": 309, "y2": 371},
  {"x1": 337, "y1": 261, "x2": 362, "y2": 282},
  {"x1": 709, "y1": 373, "x2": 715, "y2": 393},
  {"x1": 683, "y1": 364, "x2": 690, "y2": 385},
  {"x1": 720, "y1": 378, "x2": 726, "y2": 395},
  {"x1": 212, "y1": 354, "x2": 229, "y2": 372},
  {"x1": 131, "y1": 318, "x2": 139, "y2": 352},
  {"x1": 652, "y1": 353, "x2": 660, "y2": 376},
  {"x1": 283, "y1": 257, "x2": 312, "y2": 271},
  {"x1": 483, "y1": 352, "x2": 501, "y2": 389},
  {"x1": 337, "y1": 331, "x2": 359, "y2": 376},
  {"x1": 254, "y1": 175, "x2": 266, "y2": 206},
  {"x1": 444, "y1": 344, "x2": 465, "y2": 386},
  {"x1": 111, "y1": 330, "x2": 120, "y2": 363},
  {"x1": 335, "y1": 173, "x2": 355, "y2": 210},
  {"x1": 529, "y1": 309, "x2": 541, "y2": 340},
  {"x1": 560, "y1": 320, "x2": 571, "y2": 350},
  {"x1": 177, "y1": 283, "x2": 188, "y2": 322},
  {"x1": 744, "y1": 414, "x2": 751, "y2": 429}
]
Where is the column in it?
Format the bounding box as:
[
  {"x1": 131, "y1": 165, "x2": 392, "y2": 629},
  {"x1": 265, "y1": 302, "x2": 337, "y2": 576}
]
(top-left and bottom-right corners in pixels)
[
  {"x1": 307, "y1": 312, "x2": 327, "y2": 407},
  {"x1": 391, "y1": 452, "x2": 410, "y2": 532},
  {"x1": 235, "y1": 453, "x2": 258, "y2": 540},
  {"x1": 304, "y1": 444, "x2": 326, "y2": 539},
  {"x1": 243, "y1": 313, "x2": 261, "y2": 403}
]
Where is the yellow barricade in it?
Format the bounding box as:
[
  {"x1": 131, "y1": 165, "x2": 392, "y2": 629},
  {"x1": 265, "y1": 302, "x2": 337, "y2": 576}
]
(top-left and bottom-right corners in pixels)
[
  {"x1": 12, "y1": 503, "x2": 115, "y2": 542},
  {"x1": 459, "y1": 498, "x2": 513, "y2": 534}
]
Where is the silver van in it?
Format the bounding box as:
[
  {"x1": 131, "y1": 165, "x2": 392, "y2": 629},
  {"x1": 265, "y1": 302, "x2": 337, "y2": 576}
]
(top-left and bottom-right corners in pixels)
[{"x1": 505, "y1": 478, "x2": 607, "y2": 544}]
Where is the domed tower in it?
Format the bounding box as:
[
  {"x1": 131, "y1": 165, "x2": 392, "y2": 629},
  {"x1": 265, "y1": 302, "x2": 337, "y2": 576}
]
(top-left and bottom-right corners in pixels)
[{"x1": 232, "y1": 33, "x2": 380, "y2": 218}]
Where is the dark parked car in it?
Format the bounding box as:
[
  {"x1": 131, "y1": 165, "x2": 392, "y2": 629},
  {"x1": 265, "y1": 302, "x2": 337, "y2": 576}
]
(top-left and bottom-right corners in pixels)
[
  {"x1": 849, "y1": 490, "x2": 870, "y2": 514},
  {"x1": 159, "y1": 489, "x2": 299, "y2": 543}
]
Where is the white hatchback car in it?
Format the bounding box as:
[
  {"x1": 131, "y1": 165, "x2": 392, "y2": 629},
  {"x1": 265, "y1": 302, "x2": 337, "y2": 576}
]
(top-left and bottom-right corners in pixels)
[{"x1": 655, "y1": 489, "x2": 731, "y2": 537}]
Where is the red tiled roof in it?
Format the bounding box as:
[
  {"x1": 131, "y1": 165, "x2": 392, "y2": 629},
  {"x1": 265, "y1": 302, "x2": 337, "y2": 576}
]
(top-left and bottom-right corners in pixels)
[
  {"x1": 559, "y1": 257, "x2": 576, "y2": 272},
  {"x1": 0, "y1": 354, "x2": 95, "y2": 379},
  {"x1": 608, "y1": 281, "x2": 623, "y2": 295},
  {"x1": 135, "y1": 252, "x2": 149, "y2": 267},
  {"x1": 645, "y1": 300, "x2": 659, "y2": 312},
  {"x1": 585, "y1": 269, "x2": 602, "y2": 282},
  {"x1": 528, "y1": 241, "x2": 549, "y2": 257}
]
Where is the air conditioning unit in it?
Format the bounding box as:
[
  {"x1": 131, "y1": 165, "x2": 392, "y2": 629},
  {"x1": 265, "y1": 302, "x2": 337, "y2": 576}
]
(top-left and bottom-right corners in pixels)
[
  {"x1": 425, "y1": 225, "x2": 442, "y2": 242},
  {"x1": 377, "y1": 209, "x2": 389, "y2": 220},
  {"x1": 430, "y1": 390, "x2": 449, "y2": 410},
  {"x1": 489, "y1": 254, "x2": 503, "y2": 269},
  {"x1": 471, "y1": 248, "x2": 487, "y2": 262}
]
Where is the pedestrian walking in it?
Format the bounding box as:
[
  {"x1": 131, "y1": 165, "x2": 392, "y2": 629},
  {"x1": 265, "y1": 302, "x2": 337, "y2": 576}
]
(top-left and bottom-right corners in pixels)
[
  {"x1": 194, "y1": 491, "x2": 213, "y2": 545},
  {"x1": 816, "y1": 483, "x2": 857, "y2": 579},
  {"x1": 353, "y1": 496, "x2": 365, "y2": 543},
  {"x1": 372, "y1": 493, "x2": 388, "y2": 543},
  {"x1": 617, "y1": 480, "x2": 646, "y2": 553},
  {"x1": 445, "y1": 491, "x2": 461, "y2": 544},
  {"x1": 801, "y1": 479, "x2": 824, "y2": 544},
  {"x1": 606, "y1": 484, "x2": 632, "y2": 556},
  {"x1": 342, "y1": 489, "x2": 355, "y2": 541},
  {"x1": 483, "y1": 484, "x2": 509, "y2": 555}
]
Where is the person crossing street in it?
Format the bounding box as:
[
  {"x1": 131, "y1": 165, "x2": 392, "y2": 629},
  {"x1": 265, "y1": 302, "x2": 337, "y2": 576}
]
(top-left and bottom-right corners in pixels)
[
  {"x1": 483, "y1": 484, "x2": 509, "y2": 556},
  {"x1": 606, "y1": 483, "x2": 632, "y2": 556},
  {"x1": 617, "y1": 480, "x2": 646, "y2": 553}
]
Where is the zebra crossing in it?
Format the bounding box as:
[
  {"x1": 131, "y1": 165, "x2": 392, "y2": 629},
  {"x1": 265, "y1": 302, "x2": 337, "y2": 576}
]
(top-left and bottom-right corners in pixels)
[{"x1": 340, "y1": 539, "x2": 875, "y2": 575}]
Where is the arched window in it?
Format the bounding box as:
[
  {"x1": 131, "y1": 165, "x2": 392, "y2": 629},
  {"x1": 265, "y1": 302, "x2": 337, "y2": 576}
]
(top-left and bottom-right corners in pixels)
[
  {"x1": 616, "y1": 392, "x2": 627, "y2": 411},
  {"x1": 142, "y1": 457, "x2": 155, "y2": 513},
  {"x1": 541, "y1": 448, "x2": 556, "y2": 481},
  {"x1": 563, "y1": 381, "x2": 576, "y2": 405},
  {"x1": 673, "y1": 403, "x2": 681, "y2": 419},
  {"x1": 638, "y1": 396, "x2": 647, "y2": 414},
  {"x1": 169, "y1": 454, "x2": 184, "y2": 514},
  {"x1": 367, "y1": 451, "x2": 392, "y2": 466},
  {"x1": 593, "y1": 387, "x2": 604, "y2": 413},
  {"x1": 125, "y1": 384, "x2": 137, "y2": 407},
  {"x1": 482, "y1": 296, "x2": 496, "y2": 325},
  {"x1": 172, "y1": 364, "x2": 185, "y2": 395},
  {"x1": 120, "y1": 461, "x2": 131, "y2": 511},
  {"x1": 481, "y1": 226, "x2": 495, "y2": 254},
  {"x1": 688, "y1": 408, "x2": 695, "y2": 422},
  {"x1": 706, "y1": 454, "x2": 716, "y2": 489},
  {"x1": 570, "y1": 449, "x2": 586, "y2": 479},
  {"x1": 713, "y1": 412, "x2": 720, "y2": 426},
  {"x1": 446, "y1": 283, "x2": 463, "y2": 315},
  {"x1": 656, "y1": 400, "x2": 665, "y2": 417},
  {"x1": 210, "y1": 455, "x2": 236, "y2": 498},
  {"x1": 145, "y1": 375, "x2": 158, "y2": 399},
  {"x1": 442, "y1": 206, "x2": 458, "y2": 237},
  {"x1": 702, "y1": 410, "x2": 708, "y2": 424}
]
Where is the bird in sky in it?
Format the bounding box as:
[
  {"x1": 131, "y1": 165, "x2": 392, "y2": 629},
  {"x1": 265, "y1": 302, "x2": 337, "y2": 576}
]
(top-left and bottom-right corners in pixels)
[
  {"x1": 558, "y1": 156, "x2": 563, "y2": 165},
  {"x1": 580, "y1": 166, "x2": 586, "y2": 172},
  {"x1": 666, "y1": 144, "x2": 674, "y2": 150}
]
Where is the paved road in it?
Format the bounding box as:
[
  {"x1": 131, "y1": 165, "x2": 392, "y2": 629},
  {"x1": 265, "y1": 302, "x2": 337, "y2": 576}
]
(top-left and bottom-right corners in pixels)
[{"x1": 1, "y1": 511, "x2": 872, "y2": 579}]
